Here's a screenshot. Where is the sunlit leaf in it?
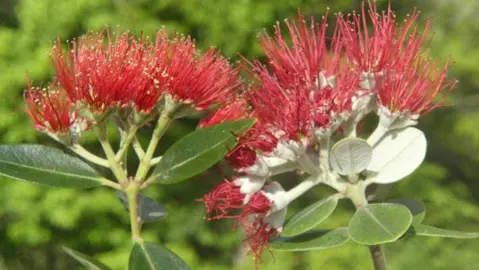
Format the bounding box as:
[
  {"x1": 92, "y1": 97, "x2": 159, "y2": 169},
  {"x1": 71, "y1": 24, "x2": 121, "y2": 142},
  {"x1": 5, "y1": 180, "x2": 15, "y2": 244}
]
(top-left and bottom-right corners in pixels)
[
  {"x1": 282, "y1": 195, "x2": 339, "y2": 237},
  {"x1": 152, "y1": 119, "x2": 255, "y2": 184},
  {"x1": 330, "y1": 138, "x2": 372, "y2": 175},
  {"x1": 349, "y1": 203, "x2": 412, "y2": 245},
  {"x1": 0, "y1": 144, "x2": 104, "y2": 188},
  {"x1": 414, "y1": 224, "x2": 479, "y2": 239},
  {"x1": 367, "y1": 127, "x2": 427, "y2": 184}
]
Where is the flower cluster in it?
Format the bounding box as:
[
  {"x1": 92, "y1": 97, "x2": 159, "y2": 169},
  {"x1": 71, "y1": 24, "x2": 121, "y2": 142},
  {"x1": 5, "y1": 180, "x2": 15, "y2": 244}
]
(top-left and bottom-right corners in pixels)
[
  {"x1": 199, "y1": 2, "x2": 455, "y2": 266},
  {"x1": 26, "y1": 29, "x2": 239, "y2": 135}
]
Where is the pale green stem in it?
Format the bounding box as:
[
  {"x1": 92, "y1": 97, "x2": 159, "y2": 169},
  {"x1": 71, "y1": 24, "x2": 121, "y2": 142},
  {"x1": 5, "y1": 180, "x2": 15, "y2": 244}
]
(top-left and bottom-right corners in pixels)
[
  {"x1": 95, "y1": 125, "x2": 127, "y2": 182},
  {"x1": 150, "y1": 156, "x2": 162, "y2": 166},
  {"x1": 46, "y1": 132, "x2": 110, "y2": 168},
  {"x1": 135, "y1": 108, "x2": 176, "y2": 180},
  {"x1": 115, "y1": 125, "x2": 139, "y2": 163},
  {"x1": 126, "y1": 181, "x2": 143, "y2": 244},
  {"x1": 70, "y1": 144, "x2": 110, "y2": 168},
  {"x1": 101, "y1": 178, "x2": 122, "y2": 190},
  {"x1": 132, "y1": 136, "x2": 145, "y2": 159}
]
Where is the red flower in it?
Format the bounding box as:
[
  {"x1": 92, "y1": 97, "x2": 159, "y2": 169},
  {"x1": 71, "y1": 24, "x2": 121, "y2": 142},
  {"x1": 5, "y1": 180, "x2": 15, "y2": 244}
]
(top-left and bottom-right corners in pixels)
[
  {"x1": 24, "y1": 81, "x2": 76, "y2": 134},
  {"x1": 249, "y1": 69, "x2": 313, "y2": 140},
  {"x1": 199, "y1": 98, "x2": 251, "y2": 128},
  {"x1": 52, "y1": 30, "x2": 152, "y2": 113},
  {"x1": 241, "y1": 217, "x2": 280, "y2": 267},
  {"x1": 258, "y1": 9, "x2": 340, "y2": 89},
  {"x1": 150, "y1": 30, "x2": 241, "y2": 111},
  {"x1": 376, "y1": 57, "x2": 455, "y2": 115},
  {"x1": 200, "y1": 179, "x2": 272, "y2": 220}
]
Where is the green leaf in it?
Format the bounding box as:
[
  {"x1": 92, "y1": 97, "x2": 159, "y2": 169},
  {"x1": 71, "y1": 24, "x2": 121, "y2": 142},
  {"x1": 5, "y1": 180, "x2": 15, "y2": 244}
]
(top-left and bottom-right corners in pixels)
[
  {"x1": 152, "y1": 119, "x2": 255, "y2": 184},
  {"x1": 388, "y1": 198, "x2": 425, "y2": 225},
  {"x1": 128, "y1": 242, "x2": 190, "y2": 270},
  {"x1": 330, "y1": 138, "x2": 372, "y2": 175},
  {"x1": 349, "y1": 203, "x2": 412, "y2": 245},
  {"x1": 269, "y1": 228, "x2": 349, "y2": 251},
  {"x1": 62, "y1": 246, "x2": 111, "y2": 270},
  {"x1": 117, "y1": 191, "x2": 167, "y2": 222},
  {"x1": 367, "y1": 127, "x2": 427, "y2": 184},
  {"x1": 282, "y1": 195, "x2": 339, "y2": 237},
  {"x1": 414, "y1": 224, "x2": 479, "y2": 239},
  {"x1": 0, "y1": 145, "x2": 104, "y2": 188}
]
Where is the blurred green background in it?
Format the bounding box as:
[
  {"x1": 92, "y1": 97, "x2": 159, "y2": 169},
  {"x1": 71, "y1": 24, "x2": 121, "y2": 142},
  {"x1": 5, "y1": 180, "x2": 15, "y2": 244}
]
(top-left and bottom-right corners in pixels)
[{"x1": 1, "y1": 0, "x2": 479, "y2": 269}]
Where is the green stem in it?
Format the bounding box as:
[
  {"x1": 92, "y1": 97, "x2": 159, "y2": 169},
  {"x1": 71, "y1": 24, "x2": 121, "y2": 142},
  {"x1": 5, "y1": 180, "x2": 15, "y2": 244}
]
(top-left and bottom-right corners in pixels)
[
  {"x1": 368, "y1": 245, "x2": 388, "y2": 270},
  {"x1": 95, "y1": 125, "x2": 127, "y2": 182},
  {"x1": 115, "y1": 125, "x2": 139, "y2": 163},
  {"x1": 132, "y1": 136, "x2": 145, "y2": 159},
  {"x1": 126, "y1": 181, "x2": 143, "y2": 243},
  {"x1": 135, "y1": 107, "x2": 176, "y2": 180}
]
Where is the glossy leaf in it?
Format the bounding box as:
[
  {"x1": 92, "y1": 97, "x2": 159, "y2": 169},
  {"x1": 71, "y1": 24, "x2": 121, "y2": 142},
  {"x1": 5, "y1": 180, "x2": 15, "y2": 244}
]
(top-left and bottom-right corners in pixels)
[
  {"x1": 282, "y1": 196, "x2": 339, "y2": 237},
  {"x1": 414, "y1": 224, "x2": 479, "y2": 239},
  {"x1": 388, "y1": 198, "x2": 425, "y2": 225},
  {"x1": 0, "y1": 144, "x2": 104, "y2": 188},
  {"x1": 269, "y1": 228, "x2": 349, "y2": 251},
  {"x1": 330, "y1": 138, "x2": 372, "y2": 175},
  {"x1": 117, "y1": 192, "x2": 167, "y2": 222},
  {"x1": 367, "y1": 127, "x2": 427, "y2": 184},
  {"x1": 62, "y1": 247, "x2": 111, "y2": 270},
  {"x1": 349, "y1": 203, "x2": 412, "y2": 245},
  {"x1": 152, "y1": 119, "x2": 255, "y2": 184},
  {"x1": 128, "y1": 242, "x2": 190, "y2": 270}
]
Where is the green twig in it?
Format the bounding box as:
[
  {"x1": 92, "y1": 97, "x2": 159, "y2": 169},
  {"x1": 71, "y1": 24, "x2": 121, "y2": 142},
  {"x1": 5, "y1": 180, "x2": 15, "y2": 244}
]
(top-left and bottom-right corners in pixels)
[
  {"x1": 369, "y1": 245, "x2": 388, "y2": 270},
  {"x1": 132, "y1": 136, "x2": 145, "y2": 159},
  {"x1": 46, "y1": 132, "x2": 110, "y2": 168},
  {"x1": 115, "y1": 125, "x2": 139, "y2": 163},
  {"x1": 126, "y1": 181, "x2": 143, "y2": 244},
  {"x1": 135, "y1": 104, "x2": 176, "y2": 181},
  {"x1": 95, "y1": 125, "x2": 127, "y2": 182}
]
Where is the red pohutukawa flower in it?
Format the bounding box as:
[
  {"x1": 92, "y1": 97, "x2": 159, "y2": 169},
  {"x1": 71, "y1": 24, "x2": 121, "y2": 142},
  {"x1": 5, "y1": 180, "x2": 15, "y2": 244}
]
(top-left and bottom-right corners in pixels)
[
  {"x1": 24, "y1": 81, "x2": 76, "y2": 134},
  {"x1": 200, "y1": 2, "x2": 456, "y2": 267},
  {"x1": 52, "y1": 30, "x2": 151, "y2": 113},
  {"x1": 149, "y1": 30, "x2": 241, "y2": 111}
]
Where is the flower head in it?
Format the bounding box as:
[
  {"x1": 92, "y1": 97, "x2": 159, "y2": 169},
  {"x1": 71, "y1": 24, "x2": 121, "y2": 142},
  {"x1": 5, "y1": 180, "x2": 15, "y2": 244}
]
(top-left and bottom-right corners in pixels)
[
  {"x1": 24, "y1": 81, "x2": 77, "y2": 134},
  {"x1": 52, "y1": 30, "x2": 151, "y2": 113},
  {"x1": 150, "y1": 30, "x2": 241, "y2": 111}
]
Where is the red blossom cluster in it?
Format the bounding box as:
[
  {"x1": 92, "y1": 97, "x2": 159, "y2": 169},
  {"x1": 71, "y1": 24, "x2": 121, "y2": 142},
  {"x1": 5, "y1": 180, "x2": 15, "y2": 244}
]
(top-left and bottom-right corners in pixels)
[
  {"x1": 25, "y1": 29, "x2": 240, "y2": 134},
  {"x1": 199, "y1": 1, "x2": 455, "y2": 266},
  {"x1": 23, "y1": 1, "x2": 456, "y2": 266}
]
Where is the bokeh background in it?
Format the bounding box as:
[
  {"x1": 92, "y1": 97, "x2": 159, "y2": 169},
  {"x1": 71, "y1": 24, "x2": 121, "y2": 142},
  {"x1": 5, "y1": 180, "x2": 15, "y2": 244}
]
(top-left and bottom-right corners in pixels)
[{"x1": 1, "y1": 0, "x2": 479, "y2": 269}]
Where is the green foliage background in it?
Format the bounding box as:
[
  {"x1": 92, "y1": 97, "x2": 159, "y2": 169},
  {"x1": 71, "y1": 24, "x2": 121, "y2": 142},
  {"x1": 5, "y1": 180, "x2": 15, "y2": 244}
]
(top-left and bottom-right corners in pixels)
[{"x1": 0, "y1": 0, "x2": 479, "y2": 269}]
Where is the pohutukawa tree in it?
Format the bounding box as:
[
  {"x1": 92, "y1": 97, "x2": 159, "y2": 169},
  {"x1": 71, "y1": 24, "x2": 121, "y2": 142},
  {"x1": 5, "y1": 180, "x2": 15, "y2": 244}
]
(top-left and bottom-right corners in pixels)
[{"x1": 0, "y1": 2, "x2": 477, "y2": 270}]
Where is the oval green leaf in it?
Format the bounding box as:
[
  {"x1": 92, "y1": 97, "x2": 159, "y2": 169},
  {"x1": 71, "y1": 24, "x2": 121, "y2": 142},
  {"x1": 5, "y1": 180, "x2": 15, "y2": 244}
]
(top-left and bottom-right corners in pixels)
[
  {"x1": 0, "y1": 144, "x2": 104, "y2": 188},
  {"x1": 349, "y1": 203, "x2": 412, "y2": 245},
  {"x1": 152, "y1": 119, "x2": 255, "y2": 184},
  {"x1": 367, "y1": 127, "x2": 427, "y2": 184},
  {"x1": 282, "y1": 195, "x2": 339, "y2": 237},
  {"x1": 330, "y1": 138, "x2": 372, "y2": 175},
  {"x1": 117, "y1": 191, "x2": 167, "y2": 222},
  {"x1": 388, "y1": 198, "x2": 425, "y2": 226},
  {"x1": 128, "y1": 242, "x2": 190, "y2": 270},
  {"x1": 414, "y1": 224, "x2": 479, "y2": 239},
  {"x1": 269, "y1": 228, "x2": 349, "y2": 251},
  {"x1": 62, "y1": 246, "x2": 111, "y2": 270}
]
